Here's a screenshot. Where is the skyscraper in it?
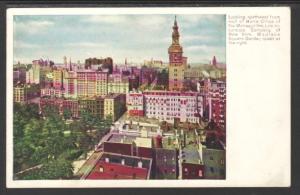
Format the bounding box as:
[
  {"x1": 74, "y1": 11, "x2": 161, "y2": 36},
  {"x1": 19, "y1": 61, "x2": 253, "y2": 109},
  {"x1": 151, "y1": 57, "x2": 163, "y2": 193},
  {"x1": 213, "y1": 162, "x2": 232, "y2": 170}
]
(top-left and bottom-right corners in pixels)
[{"x1": 168, "y1": 16, "x2": 186, "y2": 91}]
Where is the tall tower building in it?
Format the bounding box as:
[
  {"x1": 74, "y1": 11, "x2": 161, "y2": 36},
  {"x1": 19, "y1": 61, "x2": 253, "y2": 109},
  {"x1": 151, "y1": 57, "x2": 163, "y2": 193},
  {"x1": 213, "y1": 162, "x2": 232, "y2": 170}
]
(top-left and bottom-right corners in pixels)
[{"x1": 168, "y1": 16, "x2": 185, "y2": 91}]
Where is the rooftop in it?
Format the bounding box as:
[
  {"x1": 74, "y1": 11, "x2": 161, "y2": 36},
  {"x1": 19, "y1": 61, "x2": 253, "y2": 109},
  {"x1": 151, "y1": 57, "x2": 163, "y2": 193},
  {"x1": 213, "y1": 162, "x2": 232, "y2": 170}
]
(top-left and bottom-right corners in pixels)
[
  {"x1": 84, "y1": 153, "x2": 152, "y2": 180},
  {"x1": 182, "y1": 144, "x2": 201, "y2": 164},
  {"x1": 107, "y1": 134, "x2": 137, "y2": 144}
]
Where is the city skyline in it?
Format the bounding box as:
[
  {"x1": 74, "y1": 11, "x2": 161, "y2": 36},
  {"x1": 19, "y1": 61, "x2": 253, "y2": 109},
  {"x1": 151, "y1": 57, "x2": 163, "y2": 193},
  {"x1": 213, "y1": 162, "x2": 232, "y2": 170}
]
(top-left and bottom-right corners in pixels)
[{"x1": 13, "y1": 14, "x2": 226, "y2": 65}]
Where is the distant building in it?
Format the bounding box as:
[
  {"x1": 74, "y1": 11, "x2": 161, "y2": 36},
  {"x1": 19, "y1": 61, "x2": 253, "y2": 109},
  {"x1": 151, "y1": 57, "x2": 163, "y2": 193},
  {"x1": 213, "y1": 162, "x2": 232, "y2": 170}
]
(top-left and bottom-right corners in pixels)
[
  {"x1": 144, "y1": 59, "x2": 164, "y2": 69},
  {"x1": 184, "y1": 67, "x2": 205, "y2": 80},
  {"x1": 13, "y1": 85, "x2": 27, "y2": 103},
  {"x1": 13, "y1": 68, "x2": 26, "y2": 84},
  {"x1": 41, "y1": 87, "x2": 63, "y2": 98},
  {"x1": 128, "y1": 75, "x2": 140, "y2": 91},
  {"x1": 212, "y1": 56, "x2": 217, "y2": 66},
  {"x1": 26, "y1": 64, "x2": 40, "y2": 84},
  {"x1": 140, "y1": 66, "x2": 157, "y2": 86},
  {"x1": 77, "y1": 70, "x2": 108, "y2": 97},
  {"x1": 85, "y1": 57, "x2": 113, "y2": 74},
  {"x1": 52, "y1": 69, "x2": 64, "y2": 90},
  {"x1": 63, "y1": 70, "x2": 77, "y2": 98},
  {"x1": 107, "y1": 73, "x2": 129, "y2": 94}
]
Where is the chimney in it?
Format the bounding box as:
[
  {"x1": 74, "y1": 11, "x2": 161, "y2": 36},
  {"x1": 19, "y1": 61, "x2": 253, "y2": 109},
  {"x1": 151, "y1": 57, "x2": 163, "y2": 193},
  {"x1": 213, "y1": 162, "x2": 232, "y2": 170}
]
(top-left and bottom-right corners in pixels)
[
  {"x1": 105, "y1": 157, "x2": 109, "y2": 163},
  {"x1": 138, "y1": 161, "x2": 143, "y2": 168}
]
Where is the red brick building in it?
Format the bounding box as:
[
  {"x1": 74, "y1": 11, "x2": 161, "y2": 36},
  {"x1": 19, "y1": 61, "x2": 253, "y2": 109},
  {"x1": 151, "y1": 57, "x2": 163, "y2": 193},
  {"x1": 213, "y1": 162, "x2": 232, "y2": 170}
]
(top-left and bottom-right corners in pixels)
[{"x1": 84, "y1": 153, "x2": 152, "y2": 179}]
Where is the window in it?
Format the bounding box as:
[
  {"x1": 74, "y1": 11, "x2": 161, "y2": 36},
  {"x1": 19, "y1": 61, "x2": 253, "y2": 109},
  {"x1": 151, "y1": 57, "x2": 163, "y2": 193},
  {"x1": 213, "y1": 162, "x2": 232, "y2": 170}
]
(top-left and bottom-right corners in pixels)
[
  {"x1": 210, "y1": 167, "x2": 214, "y2": 173},
  {"x1": 210, "y1": 156, "x2": 214, "y2": 161},
  {"x1": 99, "y1": 166, "x2": 104, "y2": 172},
  {"x1": 220, "y1": 159, "x2": 225, "y2": 165},
  {"x1": 198, "y1": 170, "x2": 203, "y2": 177}
]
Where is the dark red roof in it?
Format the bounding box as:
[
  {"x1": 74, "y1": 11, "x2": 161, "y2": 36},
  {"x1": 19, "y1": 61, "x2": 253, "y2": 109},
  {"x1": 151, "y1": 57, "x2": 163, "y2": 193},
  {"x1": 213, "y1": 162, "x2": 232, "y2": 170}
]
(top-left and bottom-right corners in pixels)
[{"x1": 86, "y1": 161, "x2": 149, "y2": 179}]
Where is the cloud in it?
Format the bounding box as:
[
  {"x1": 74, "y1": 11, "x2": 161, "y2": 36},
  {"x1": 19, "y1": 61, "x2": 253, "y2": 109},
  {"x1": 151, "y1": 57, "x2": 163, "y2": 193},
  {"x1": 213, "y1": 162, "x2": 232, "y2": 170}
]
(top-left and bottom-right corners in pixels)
[
  {"x1": 182, "y1": 34, "x2": 215, "y2": 43},
  {"x1": 65, "y1": 41, "x2": 106, "y2": 48},
  {"x1": 181, "y1": 15, "x2": 225, "y2": 25},
  {"x1": 135, "y1": 15, "x2": 168, "y2": 28},
  {"x1": 14, "y1": 19, "x2": 55, "y2": 35},
  {"x1": 14, "y1": 40, "x2": 39, "y2": 49},
  {"x1": 82, "y1": 15, "x2": 129, "y2": 24}
]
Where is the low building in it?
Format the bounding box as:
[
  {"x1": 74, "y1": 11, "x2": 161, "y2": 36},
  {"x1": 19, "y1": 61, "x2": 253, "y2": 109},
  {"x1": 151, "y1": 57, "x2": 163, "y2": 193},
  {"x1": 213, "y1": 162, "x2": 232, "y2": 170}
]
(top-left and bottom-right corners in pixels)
[
  {"x1": 202, "y1": 144, "x2": 225, "y2": 179},
  {"x1": 78, "y1": 97, "x2": 104, "y2": 118},
  {"x1": 83, "y1": 152, "x2": 152, "y2": 180},
  {"x1": 181, "y1": 144, "x2": 204, "y2": 179},
  {"x1": 39, "y1": 97, "x2": 79, "y2": 118},
  {"x1": 153, "y1": 148, "x2": 178, "y2": 179}
]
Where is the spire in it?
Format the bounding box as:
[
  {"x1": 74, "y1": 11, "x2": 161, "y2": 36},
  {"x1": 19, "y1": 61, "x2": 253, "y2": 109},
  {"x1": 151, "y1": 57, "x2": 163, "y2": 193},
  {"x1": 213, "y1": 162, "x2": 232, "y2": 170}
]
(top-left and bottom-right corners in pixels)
[
  {"x1": 69, "y1": 57, "x2": 72, "y2": 71},
  {"x1": 172, "y1": 15, "x2": 180, "y2": 45},
  {"x1": 212, "y1": 56, "x2": 217, "y2": 66},
  {"x1": 63, "y1": 56, "x2": 67, "y2": 66}
]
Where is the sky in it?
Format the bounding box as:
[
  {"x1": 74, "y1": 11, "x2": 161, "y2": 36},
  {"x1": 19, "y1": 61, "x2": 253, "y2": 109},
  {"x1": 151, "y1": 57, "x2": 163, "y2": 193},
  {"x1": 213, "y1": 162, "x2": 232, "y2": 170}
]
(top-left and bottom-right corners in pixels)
[{"x1": 13, "y1": 14, "x2": 226, "y2": 65}]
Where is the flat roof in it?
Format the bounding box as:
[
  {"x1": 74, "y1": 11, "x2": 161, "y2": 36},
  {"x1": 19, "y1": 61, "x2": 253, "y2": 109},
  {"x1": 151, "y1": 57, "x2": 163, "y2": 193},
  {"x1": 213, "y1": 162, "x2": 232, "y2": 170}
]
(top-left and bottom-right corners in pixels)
[
  {"x1": 107, "y1": 134, "x2": 137, "y2": 144},
  {"x1": 84, "y1": 152, "x2": 152, "y2": 180},
  {"x1": 182, "y1": 144, "x2": 201, "y2": 164}
]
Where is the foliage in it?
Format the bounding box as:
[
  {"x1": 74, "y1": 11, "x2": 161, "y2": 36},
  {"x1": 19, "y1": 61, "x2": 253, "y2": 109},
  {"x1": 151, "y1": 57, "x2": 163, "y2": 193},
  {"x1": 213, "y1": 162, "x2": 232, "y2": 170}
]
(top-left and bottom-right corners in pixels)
[
  {"x1": 63, "y1": 108, "x2": 72, "y2": 120},
  {"x1": 14, "y1": 103, "x2": 112, "y2": 179}
]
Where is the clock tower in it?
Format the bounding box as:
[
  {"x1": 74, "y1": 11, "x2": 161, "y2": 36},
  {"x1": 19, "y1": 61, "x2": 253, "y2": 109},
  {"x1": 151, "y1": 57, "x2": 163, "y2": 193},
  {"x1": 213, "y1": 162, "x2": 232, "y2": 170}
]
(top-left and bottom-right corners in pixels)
[{"x1": 168, "y1": 16, "x2": 185, "y2": 91}]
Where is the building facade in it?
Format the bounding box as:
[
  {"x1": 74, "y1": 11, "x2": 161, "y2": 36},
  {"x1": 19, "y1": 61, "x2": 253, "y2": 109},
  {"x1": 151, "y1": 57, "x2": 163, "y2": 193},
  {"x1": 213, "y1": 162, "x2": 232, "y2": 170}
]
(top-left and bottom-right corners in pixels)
[
  {"x1": 107, "y1": 73, "x2": 129, "y2": 94},
  {"x1": 104, "y1": 94, "x2": 126, "y2": 121},
  {"x1": 13, "y1": 85, "x2": 27, "y2": 103},
  {"x1": 126, "y1": 91, "x2": 144, "y2": 117},
  {"x1": 143, "y1": 91, "x2": 203, "y2": 123},
  {"x1": 77, "y1": 70, "x2": 108, "y2": 97}
]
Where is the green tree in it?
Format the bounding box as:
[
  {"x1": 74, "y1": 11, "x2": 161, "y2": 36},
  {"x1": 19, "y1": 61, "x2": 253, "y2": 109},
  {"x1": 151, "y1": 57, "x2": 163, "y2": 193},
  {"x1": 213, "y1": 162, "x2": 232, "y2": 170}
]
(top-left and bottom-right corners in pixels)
[
  {"x1": 22, "y1": 158, "x2": 74, "y2": 180},
  {"x1": 63, "y1": 108, "x2": 72, "y2": 120}
]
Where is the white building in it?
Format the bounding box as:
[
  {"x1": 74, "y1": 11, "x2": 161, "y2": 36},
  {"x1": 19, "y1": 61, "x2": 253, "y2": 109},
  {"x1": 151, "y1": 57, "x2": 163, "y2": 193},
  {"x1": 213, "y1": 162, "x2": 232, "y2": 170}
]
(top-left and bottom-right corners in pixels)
[{"x1": 143, "y1": 90, "x2": 204, "y2": 123}]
